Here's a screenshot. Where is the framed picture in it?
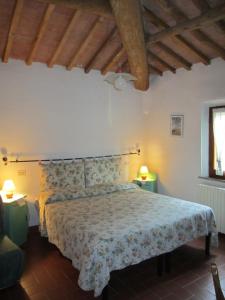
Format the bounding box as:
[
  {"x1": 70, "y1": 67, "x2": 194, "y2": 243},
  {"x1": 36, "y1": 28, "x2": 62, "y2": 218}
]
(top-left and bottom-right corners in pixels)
[{"x1": 170, "y1": 114, "x2": 184, "y2": 136}]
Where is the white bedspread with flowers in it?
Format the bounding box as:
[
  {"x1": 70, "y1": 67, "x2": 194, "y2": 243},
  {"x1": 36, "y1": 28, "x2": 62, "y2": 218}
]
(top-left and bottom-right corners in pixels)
[{"x1": 43, "y1": 184, "x2": 217, "y2": 297}]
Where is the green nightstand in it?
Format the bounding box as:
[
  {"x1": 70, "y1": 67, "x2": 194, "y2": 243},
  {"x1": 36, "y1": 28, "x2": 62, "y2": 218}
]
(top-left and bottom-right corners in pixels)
[
  {"x1": 3, "y1": 195, "x2": 28, "y2": 246},
  {"x1": 133, "y1": 177, "x2": 157, "y2": 193}
]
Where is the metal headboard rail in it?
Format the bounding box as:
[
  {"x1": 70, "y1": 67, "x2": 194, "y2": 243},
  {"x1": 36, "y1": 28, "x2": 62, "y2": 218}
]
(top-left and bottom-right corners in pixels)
[{"x1": 2, "y1": 149, "x2": 140, "y2": 164}]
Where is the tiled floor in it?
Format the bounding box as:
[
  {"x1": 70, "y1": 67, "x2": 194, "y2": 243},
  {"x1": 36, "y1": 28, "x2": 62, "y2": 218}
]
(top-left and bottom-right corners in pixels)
[{"x1": 1, "y1": 228, "x2": 225, "y2": 300}]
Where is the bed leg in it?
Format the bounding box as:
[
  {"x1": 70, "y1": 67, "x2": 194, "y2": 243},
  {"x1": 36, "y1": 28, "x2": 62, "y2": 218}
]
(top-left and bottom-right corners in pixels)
[
  {"x1": 102, "y1": 285, "x2": 108, "y2": 300},
  {"x1": 157, "y1": 254, "x2": 164, "y2": 276},
  {"x1": 205, "y1": 233, "x2": 211, "y2": 256},
  {"x1": 165, "y1": 252, "x2": 171, "y2": 273}
]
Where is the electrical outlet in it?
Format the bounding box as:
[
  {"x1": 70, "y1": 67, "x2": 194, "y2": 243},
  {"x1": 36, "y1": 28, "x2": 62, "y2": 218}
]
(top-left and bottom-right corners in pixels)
[{"x1": 18, "y1": 169, "x2": 26, "y2": 176}]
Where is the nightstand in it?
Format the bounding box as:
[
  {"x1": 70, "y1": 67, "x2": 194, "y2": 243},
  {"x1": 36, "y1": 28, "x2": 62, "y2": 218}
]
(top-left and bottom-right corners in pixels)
[
  {"x1": 3, "y1": 194, "x2": 28, "y2": 246},
  {"x1": 133, "y1": 178, "x2": 157, "y2": 193}
]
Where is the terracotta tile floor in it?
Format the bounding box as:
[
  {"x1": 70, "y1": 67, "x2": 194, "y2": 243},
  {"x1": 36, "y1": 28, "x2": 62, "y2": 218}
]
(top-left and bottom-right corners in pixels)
[{"x1": 1, "y1": 228, "x2": 225, "y2": 300}]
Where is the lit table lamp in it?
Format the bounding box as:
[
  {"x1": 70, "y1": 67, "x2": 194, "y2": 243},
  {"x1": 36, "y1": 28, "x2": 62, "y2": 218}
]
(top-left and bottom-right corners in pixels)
[
  {"x1": 139, "y1": 166, "x2": 149, "y2": 181},
  {"x1": 134, "y1": 166, "x2": 157, "y2": 193},
  {"x1": 2, "y1": 180, "x2": 16, "y2": 199}
]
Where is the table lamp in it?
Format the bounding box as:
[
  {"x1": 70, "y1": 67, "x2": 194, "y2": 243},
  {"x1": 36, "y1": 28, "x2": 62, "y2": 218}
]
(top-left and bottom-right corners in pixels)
[
  {"x1": 2, "y1": 180, "x2": 16, "y2": 199},
  {"x1": 139, "y1": 166, "x2": 149, "y2": 181}
]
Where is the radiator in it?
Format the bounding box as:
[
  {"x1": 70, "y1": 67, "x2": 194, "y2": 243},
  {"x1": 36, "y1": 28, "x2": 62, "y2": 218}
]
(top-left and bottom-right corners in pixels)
[{"x1": 198, "y1": 184, "x2": 225, "y2": 234}]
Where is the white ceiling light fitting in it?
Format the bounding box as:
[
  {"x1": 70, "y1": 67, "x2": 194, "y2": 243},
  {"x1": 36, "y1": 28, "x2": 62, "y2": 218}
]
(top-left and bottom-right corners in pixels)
[{"x1": 104, "y1": 72, "x2": 137, "y2": 91}]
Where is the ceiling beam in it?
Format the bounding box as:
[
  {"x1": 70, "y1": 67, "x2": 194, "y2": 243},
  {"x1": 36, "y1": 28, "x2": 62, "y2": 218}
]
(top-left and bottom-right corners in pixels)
[
  {"x1": 156, "y1": 0, "x2": 192, "y2": 22},
  {"x1": 191, "y1": 30, "x2": 225, "y2": 59},
  {"x1": 157, "y1": 1, "x2": 225, "y2": 61},
  {"x1": 144, "y1": 7, "x2": 193, "y2": 69},
  {"x1": 191, "y1": 0, "x2": 210, "y2": 12},
  {"x1": 148, "y1": 51, "x2": 176, "y2": 73},
  {"x1": 150, "y1": 65, "x2": 163, "y2": 76},
  {"x1": 144, "y1": 9, "x2": 167, "y2": 29},
  {"x1": 48, "y1": 10, "x2": 80, "y2": 68},
  {"x1": 2, "y1": 0, "x2": 24, "y2": 63},
  {"x1": 147, "y1": 4, "x2": 225, "y2": 46},
  {"x1": 39, "y1": 0, "x2": 112, "y2": 18},
  {"x1": 109, "y1": 0, "x2": 149, "y2": 91},
  {"x1": 39, "y1": 0, "x2": 225, "y2": 37},
  {"x1": 171, "y1": 35, "x2": 210, "y2": 65},
  {"x1": 191, "y1": 0, "x2": 225, "y2": 34},
  {"x1": 144, "y1": 8, "x2": 209, "y2": 65},
  {"x1": 157, "y1": 42, "x2": 192, "y2": 70},
  {"x1": 27, "y1": 4, "x2": 55, "y2": 65},
  {"x1": 217, "y1": 20, "x2": 225, "y2": 34},
  {"x1": 67, "y1": 16, "x2": 102, "y2": 70},
  {"x1": 84, "y1": 26, "x2": 117, "y2": 73},
  {"x1": 101, "y1": 47, "x2": 126, "y2": 75}
]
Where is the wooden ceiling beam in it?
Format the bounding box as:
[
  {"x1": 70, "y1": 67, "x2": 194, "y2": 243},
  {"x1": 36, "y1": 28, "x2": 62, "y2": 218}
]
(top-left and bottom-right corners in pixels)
[
  {"x1": 217, "y1": 20, "x2": 225, "y2": 34},
  {"x1": 157, "y1": 42, "x2": 192, "y2": 70},
  {"x1": 171, "y1": 35, "x2": 210, "y2": 65},
  {"x1": 144, "y1": 9, "x2": 168, "y2": 29},
  {"x1": 150, "y1": 65, "x2": 163, "y2": 76},
  {"x1": 145, "y1": 8, "x2": 209, "y2": 65},
  {"x1": 148, "y1": 51, "x2": 176, "y2": 73},
  {"x1": 67, "y1": 16, "x2": 102, "y2": 70},
  {"x1": 2, "y1": 0, "x2": 24, "y2": 63},
  {"x1": 48, "y1": 10, "x2": 80, "y2": 68},
  {"x1": 147, "y1": 4, "x2": 225, "y2": 46},
  {"x1": 84, "y1": 26, "x2": 117, "y2": 73},
  {"x1": 109, "y1": 0, "x2": 149, "y2": 91},
  {"x1": 27, "y1": 4, "x2": 55, "y2": 65},
  {"x1": 101, "y1": 46, "x2": 126, "y2": 75},
  {"x1": 191, "y1": 0, "x2": 210, "y2": 12},
  {"x1": 156, "y1": 0, "x2": 191, "y2": 22},
  {"x1": 192, "y1": 0, "x2": 225, "y2": 34},
  {"x1": 40, "y1": 0, "x2": 112, "y2": 18},
  {"x1": 156, "y1": 1, "x2": 225, "y2": 60},
  {"x1": 191, "y1": 30, "x2": 225, "y2": 59},
  {"x1": 191, "y1": 0, "x2": 225, "y2": 54}
]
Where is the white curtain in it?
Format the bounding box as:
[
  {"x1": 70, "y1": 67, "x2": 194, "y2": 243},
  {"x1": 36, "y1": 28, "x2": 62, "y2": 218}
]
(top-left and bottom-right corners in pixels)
[{"x1": 213, "y1": 107, "x2": 225, "y2": 175}]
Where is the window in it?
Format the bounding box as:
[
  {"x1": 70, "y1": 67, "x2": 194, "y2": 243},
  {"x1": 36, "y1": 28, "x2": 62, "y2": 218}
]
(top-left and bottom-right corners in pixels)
[{"x1": 209, "y1": 106, "x2": 225, "y2": 179}]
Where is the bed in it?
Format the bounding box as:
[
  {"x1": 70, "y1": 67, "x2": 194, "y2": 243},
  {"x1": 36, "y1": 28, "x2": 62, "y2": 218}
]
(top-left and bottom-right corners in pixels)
[{"x1": 38, "y1": 158, "x2": 218, "y2": 298}]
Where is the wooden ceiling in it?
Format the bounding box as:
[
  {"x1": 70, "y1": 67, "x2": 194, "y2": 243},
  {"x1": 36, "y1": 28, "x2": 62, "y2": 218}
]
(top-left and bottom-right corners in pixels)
[{"x1": 0, "y1": 0, "x2": 225, "y2": 91}]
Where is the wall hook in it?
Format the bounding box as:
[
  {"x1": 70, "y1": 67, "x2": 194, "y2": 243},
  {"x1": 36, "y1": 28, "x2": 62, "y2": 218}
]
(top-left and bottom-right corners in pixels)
[{"x1": 2, "y1": 156, "x2": 8, "y2": 165}]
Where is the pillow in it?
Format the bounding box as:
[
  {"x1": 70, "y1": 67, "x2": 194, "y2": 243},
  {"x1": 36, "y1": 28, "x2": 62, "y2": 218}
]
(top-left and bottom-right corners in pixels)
[
  {"x1": 84, "y1": 182, "x2": 137, "y2": 197},
  {"x1": 39, "y1": 160, "x2": 85, "y2": 192},
  {"x1": 84, "y1": 156, "x2": 122, "y2": 187}
]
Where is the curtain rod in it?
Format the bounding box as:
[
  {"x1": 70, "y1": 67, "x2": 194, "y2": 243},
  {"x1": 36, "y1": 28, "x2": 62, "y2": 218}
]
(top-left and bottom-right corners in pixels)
[{"x1": 2, "y1": 149, "x2": 140, "y2": 164}]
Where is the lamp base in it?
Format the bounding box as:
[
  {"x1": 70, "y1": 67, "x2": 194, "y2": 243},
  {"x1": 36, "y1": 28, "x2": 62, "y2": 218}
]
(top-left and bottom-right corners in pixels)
[
  {"x1": 141, "y1": 176, "x2": 147, "y2": 181},
  {"x1": 6, "y1": 193, "x2": 13, "y2": 199}
]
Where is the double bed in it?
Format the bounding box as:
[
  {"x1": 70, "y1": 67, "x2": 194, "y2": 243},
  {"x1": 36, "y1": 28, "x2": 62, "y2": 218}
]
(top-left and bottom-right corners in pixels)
[{"x1": 38, "y1": 158, "x2": 217, "y2": 298}]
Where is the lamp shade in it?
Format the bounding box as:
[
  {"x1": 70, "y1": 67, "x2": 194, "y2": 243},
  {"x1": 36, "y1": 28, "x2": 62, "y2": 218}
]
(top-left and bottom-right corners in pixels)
[
  {"x1": 2, "y1": 180, "x2": 16, "y2": 199},
  {"x1": 139, "y1": 166, "x2": 149, "y2": 180}
]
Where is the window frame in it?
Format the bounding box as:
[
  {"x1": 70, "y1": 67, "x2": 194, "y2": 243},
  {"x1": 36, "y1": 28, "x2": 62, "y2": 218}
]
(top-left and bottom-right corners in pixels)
[{"x1": 209, "y1": 105, "x2": 225, "y2": 180}]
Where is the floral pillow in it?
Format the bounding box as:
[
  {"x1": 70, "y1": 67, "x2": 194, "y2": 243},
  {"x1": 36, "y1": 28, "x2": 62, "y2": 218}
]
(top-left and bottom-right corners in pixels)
[
  {"x1": 39, "y1": 160, "x2": 85, "y2": 192},
  {"x1": 84, "y1": 157, "x2": 123, "y2": 187}
]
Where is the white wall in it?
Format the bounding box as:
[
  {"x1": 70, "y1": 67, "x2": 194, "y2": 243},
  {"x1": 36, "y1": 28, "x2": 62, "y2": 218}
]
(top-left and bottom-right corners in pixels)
[
  {"x1": 142, "y1": 58, "x2": 225, "y2": 202},
  {"x1": 1, "y1": 58, "x2": 225, "y2": 225},
  {"x1": 0, "y1": 60, "x2": 145, "y2": 202}
]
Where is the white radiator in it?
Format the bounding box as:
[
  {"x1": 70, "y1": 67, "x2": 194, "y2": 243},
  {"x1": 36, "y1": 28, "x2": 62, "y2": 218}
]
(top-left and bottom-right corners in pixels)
[{"x1": 198, "y1": 184, "x2": 225, "y2": 234}]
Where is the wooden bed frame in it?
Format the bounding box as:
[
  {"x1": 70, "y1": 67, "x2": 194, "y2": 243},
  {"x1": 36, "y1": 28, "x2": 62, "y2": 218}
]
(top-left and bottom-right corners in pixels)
[{"x1": 101, "y1": 233, "x2": 211, "y2": 300}]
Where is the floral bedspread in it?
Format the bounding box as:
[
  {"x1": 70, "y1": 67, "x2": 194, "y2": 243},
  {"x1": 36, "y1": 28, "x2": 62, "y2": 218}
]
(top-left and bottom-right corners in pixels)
[
  {"x1": 44, "y1": 187, "x2": 217, "y2": 297},
  {"x1": 39, "y1": 183, "x2": 136, "y2": 236}
]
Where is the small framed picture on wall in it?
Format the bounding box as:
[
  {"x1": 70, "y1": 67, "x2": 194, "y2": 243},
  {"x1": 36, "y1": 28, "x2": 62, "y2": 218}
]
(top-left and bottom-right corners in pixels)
[{"x1": 170, "y1": 114, "x2": 184, "y2": 136}]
